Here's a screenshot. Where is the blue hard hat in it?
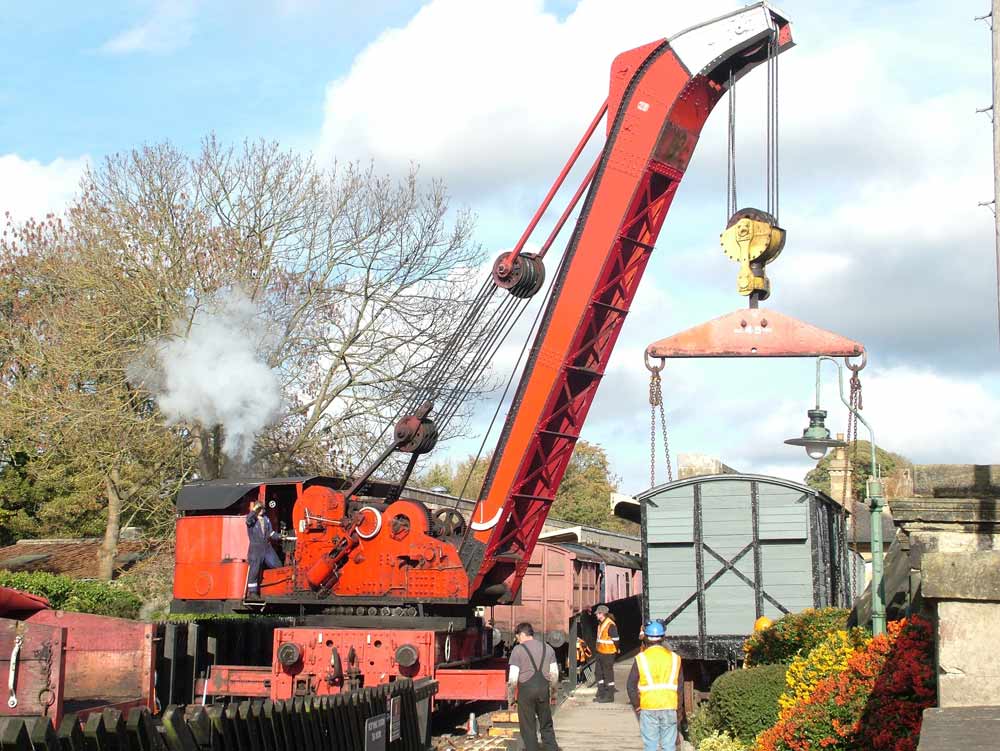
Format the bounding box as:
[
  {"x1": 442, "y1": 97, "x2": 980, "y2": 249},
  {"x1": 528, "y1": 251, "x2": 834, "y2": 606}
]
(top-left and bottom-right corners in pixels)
[{"x1": 644, "y1": 621, "x2": 665, "y2": 638}]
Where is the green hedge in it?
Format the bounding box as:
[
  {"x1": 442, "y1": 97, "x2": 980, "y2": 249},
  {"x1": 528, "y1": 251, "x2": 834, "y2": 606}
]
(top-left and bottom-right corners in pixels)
[
  {"x1": 0, "y1": 570, "x2": 141, "y2": 620},
  {"x1": 743, "y1": 607, "x2": 851, "y2": 666},
  {"x1": 709, "y1": 663, "x2": 788, "y2": 744}
]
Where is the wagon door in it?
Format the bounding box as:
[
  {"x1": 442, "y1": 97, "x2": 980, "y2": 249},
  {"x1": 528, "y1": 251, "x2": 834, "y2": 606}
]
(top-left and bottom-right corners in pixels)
[{"x1": 644, "y1": 477, "x2": 800, "y2": 659}]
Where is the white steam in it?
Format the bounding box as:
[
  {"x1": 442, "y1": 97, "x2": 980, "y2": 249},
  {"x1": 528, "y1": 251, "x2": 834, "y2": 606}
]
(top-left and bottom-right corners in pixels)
[{"x1": 133, "y1": 290, "x2": 282, "y2": 462}]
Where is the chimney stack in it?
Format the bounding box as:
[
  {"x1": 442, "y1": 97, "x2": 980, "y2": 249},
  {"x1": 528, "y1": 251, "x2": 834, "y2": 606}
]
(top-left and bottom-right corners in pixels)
[{"x1": 827, "y1": 433, "x2": 854, "y2": 511}]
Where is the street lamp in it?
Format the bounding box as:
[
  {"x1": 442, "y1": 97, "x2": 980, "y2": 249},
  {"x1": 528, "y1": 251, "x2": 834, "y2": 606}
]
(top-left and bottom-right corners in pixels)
[{"x1": 784, "y1": 355, "x2": 886, "y2": 636}]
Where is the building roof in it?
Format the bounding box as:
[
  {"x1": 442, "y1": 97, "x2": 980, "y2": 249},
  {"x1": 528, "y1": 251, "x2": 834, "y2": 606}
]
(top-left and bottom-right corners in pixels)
[{"x1": 0, "y1": 538, "x2": 149, "y2": 579}]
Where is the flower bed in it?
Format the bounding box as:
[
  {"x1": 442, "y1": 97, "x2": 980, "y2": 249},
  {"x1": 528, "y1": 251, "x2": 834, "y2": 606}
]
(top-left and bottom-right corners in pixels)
[
  {"x1": 753, "y1": 616, "x2": 935, "y2": 751},
  {"x1": 744, "y1": 608, "x2": 850, "y2": 667},
  {"x1": 778, "y1": 628, "x2": 871, "y2": 714}
]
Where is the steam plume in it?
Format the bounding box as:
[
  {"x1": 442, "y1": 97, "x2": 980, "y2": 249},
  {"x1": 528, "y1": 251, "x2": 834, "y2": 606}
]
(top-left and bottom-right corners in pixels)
[{"x1": 132, "y1": 289, "x2": 282, "y2": 462}]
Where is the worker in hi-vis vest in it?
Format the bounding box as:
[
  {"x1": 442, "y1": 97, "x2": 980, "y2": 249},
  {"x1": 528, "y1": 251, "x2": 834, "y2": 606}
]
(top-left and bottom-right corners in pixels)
[
  {"x1": 626, "y1": 621, "x2": 682, "y2": 751},
  {"x1": 593, "y1": 604, "x2": 620, "y2": 703}
]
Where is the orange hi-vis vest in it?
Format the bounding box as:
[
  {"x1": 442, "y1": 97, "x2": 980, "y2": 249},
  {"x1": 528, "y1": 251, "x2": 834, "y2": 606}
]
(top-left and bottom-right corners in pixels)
[
  {"x1": 635, "y1": 645, "x2": 681, "y2": 710},
  {"x1": 596, "y1": 617, "x2": 617, "y2": 654}
]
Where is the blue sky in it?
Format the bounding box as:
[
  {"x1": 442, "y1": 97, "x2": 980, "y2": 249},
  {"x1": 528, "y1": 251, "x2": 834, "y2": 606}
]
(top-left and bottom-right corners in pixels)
[{"x1": 4, "y1": 0, "x2": 999, "y2": 494}]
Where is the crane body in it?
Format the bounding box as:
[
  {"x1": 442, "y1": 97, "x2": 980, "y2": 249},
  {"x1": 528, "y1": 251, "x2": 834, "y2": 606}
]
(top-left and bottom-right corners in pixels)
[{"x1": 171, "y1": 3, "x2": 794, "y2": 701}]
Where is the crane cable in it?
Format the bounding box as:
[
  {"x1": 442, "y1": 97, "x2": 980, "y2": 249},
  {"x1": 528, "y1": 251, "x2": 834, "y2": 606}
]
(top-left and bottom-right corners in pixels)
[
  {"x1": 765, "y1": 35, "x2": 780, "y2": 223},
  {"x1": 726, "y1": 69, "x2": 737, "y2": 220}
]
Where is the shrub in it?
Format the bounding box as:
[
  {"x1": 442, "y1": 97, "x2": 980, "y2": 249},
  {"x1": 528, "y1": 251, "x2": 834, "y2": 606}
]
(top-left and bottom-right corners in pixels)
[
  {"x1": 687, "y1": 702, "x2": 723, "y2": 747},
  {"x1": 754, "y1": 617, "x2": 935, "y2": 751},
  {"x1": 778, "y1": 628, "x2": 871, "y2": 714},
  {"x1": 744, "y1": 608, "x2": 850, "y2": 666},
  {"x1": 709, "y1": 664, "x2": 788, "y2": 744},
  {"x1": 699, "y1": 731, "x2": 748, "y2": 751},
  {"x1": 0, "y1": 570, "x2": 141, "y2": 619}
]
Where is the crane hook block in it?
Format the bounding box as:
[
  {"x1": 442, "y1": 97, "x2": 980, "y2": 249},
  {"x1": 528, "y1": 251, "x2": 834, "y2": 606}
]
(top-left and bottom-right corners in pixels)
[{"x1": 720, "y1": 208, "x2": 785, "y2": 300}]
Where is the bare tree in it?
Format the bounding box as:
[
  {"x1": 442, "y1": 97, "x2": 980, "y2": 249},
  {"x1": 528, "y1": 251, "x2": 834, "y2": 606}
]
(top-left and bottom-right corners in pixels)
[{"x1": 0, "y1": 138, "x2": 490, "y2": 575}]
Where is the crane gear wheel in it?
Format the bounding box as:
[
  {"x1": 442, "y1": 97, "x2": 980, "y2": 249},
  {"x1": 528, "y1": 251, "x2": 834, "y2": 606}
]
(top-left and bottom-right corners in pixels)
[
  {"x1": 433, "y1": 508, "x2": 467, "y2": 538},
  {"x1": 720, "y1": 208, "x2": 785, "y2": 301},
  {"x1": 492, "y1": 252, "x2": 546, "y2": 299}
]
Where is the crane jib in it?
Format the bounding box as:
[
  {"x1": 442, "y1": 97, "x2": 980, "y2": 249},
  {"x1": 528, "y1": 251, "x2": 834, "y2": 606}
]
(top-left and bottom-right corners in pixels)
[{"x1": 462, "y1": 3, "x2": 794, "y2": 603}]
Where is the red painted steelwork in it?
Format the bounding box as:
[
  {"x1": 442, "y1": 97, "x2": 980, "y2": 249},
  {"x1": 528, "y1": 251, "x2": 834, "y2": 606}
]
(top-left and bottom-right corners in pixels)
[
  {"x1": 198, "y1": 666, "x2": 271, "y2": 698},
  {"x1": 538, "y1": 154, "x2": 601, "y2": 259},
  {"x1": 467, "y1": 7, "x2": 795, "y2": 603},
  {"x1": 26, "y1": 610, "x2": 156, "y2": 719},
  {"x1": 0, "y1": 587, "x2": 49, "y2": 615},
  {"x1": 646, "y1": 308, "x2": 865, "y2": 359},
  {"x1": 174, "y1": 515, "x2": 252, "y2": 601},
  {"x1": 173, "y1": 483, "x2": 469, "y2": 605},
  {"x1": 435, "y1": 665, "x2": 508, "y2": 701},
  {"x1": 0, "y1": 617, "x2": 66, "y2": 725},
  {"x1": 202, "y1": 625, "x2": 493, "y2": 702},
  {"x1": 504, "y1": 100, "x2": 609, "y2": 269}
]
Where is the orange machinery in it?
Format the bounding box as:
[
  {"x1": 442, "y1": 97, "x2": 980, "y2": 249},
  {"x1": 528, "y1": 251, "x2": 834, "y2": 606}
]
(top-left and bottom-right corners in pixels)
[{"x1": 172, "y1": 3, "x2": 795, "y2": 702}]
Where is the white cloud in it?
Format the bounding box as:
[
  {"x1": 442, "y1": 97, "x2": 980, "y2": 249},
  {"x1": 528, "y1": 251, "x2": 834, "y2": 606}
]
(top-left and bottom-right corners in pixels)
[
  {"x1": 0, "y1": 154, "x2": 87, "y2": 222},
  {"x1": 319, "y1": 0, "x2": 735, "y2": 194},
  {"x1": 102, "y1": 0, "x2": 198, "y2": 55},
  {"x1": 325, "y1": 0, "x2": 1000, "y2": 489}
]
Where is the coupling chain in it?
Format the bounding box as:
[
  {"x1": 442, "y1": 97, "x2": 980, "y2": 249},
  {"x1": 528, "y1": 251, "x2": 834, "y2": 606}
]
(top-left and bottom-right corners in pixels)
[{"x1": 648, "y1": 371, "x2": 673, "y2": 487}]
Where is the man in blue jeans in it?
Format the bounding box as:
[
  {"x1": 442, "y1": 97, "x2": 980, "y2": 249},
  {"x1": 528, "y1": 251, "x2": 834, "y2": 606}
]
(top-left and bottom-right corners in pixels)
[{"x1": 626, "y1": 621, "x2": 682, "y2": 751}]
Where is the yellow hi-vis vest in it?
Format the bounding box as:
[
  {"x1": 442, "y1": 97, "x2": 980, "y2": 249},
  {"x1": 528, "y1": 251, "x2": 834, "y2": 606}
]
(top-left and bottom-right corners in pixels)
[
  {"x1": 636, "y1": 645, "x2": 681, "y2": 710},
  {"x1": 596, "y1": 617, "x2": 617, "y2": 654}
]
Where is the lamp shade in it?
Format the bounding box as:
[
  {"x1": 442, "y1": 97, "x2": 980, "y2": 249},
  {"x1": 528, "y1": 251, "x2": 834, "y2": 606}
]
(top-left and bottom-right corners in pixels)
[{"x1": 784, "y1": 408, "x2": 846, "y2": 460}]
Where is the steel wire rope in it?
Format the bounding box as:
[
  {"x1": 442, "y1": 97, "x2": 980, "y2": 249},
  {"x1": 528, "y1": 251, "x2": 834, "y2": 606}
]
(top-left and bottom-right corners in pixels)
[
  {"x1": 351, "y1": 276, "x2": 499, "y2": 473},
  {"x1": 453, "y1": 242, "x2": 567, "y2": 507},
  {"x1": 727, "y1": 69, "x2": 737, "y2": 219},
  {"x1": 765, "y1": 35, "x2": 780, "y2": 222},
  {"x1": 405, "y1": 277, "x2": 499, "y2": 411},
  {"x1": 434, "y1": 294, "x2": 528, "y2": 432},
  {"x1": 435, "y1": 305, "x2": 528, "y2": 437},
  {"x1": 425, "y1": 292, "x2": 525, "y2": 426}
]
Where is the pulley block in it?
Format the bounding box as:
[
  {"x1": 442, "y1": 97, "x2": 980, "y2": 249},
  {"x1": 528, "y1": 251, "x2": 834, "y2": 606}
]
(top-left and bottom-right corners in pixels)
[
  {"x1": 720, "y1": 208, "x2": 785, "y2": 300},
  {"x1": 492, "y1": 251, "x2": 546, "y2": 298},
  {"x1": 394, "y1": 412, "x2": 438, "y2": 454}
]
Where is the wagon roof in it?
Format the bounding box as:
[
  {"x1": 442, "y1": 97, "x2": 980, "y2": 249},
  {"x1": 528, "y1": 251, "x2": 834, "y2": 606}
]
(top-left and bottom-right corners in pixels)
[
  {"x1": 552, "y1": 541, "x2": 641, "y2": 569},
  {"x1": 633, "y1": 473, "x2": 840, "y2": 508}
]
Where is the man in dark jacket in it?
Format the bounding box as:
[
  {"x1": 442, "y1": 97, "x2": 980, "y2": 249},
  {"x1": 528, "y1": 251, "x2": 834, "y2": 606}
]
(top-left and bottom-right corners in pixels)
[
  {"x1": 246, "y1": 501, "x2": 282, "y2": 599},
  {"x1": 507, "y1": 622, "x2": 561, "y2": 751}
]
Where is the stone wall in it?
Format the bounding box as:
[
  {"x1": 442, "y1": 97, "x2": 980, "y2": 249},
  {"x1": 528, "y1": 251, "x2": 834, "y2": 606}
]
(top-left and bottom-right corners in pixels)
[
  {"x1": 892, "y1": 497, "x2": 1000, "y2": 709},
  {"x1": 922, "y1": 551, "x2": 1000, "y2": 707}
]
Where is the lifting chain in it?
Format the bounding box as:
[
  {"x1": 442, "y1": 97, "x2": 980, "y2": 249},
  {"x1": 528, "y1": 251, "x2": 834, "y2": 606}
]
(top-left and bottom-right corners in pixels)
[
  {"x1": 646, "y1": 354, "x2": 673, "y2": 487},
  {"x1": 845, "y1": 354, "x2": 865, "y2": 599}
]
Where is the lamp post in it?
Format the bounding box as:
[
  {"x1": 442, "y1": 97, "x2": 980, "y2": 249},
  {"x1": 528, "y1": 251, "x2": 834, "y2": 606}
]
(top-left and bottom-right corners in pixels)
[{"x1": 784, "y1": 356, "x2": 885, "y2": 636}]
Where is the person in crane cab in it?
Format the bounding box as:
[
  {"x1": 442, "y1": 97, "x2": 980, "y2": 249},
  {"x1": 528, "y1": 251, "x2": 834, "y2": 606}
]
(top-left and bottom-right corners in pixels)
[
  {"x1": 627, "y1": 621, "x2": 682, "y2": 751},
  {"x1": 507, "y1": 622, "x2": 561, "y2": 751},
  {"x1": 246, "y1": 501, "x2": 282, "y2": 600},
  {"x1": 593, "y1": 604, "x2": 620, "y2": 702}
]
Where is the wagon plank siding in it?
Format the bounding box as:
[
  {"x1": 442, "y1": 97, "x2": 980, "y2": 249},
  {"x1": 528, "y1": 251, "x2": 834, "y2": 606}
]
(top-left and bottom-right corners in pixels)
[{"x1": 640, "y1": 474, "x2": 861, "y2": 660}]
